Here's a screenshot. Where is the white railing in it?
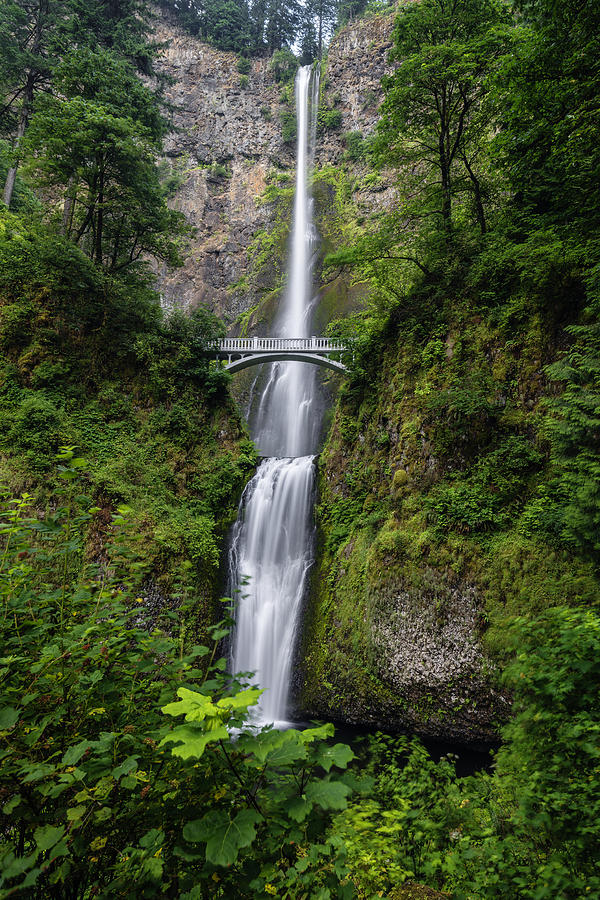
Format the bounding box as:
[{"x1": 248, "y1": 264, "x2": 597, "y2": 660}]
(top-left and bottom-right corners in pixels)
[{"x1": 209, "y1": 337, "x2": 347, "y2": 353}]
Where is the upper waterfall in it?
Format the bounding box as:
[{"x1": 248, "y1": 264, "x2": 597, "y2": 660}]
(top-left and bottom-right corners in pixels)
[{"x1": 251, "y1": 65, "x2": 321, "y2": 458}]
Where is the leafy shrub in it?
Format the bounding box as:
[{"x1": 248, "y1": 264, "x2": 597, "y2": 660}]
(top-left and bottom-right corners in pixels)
[
  {"x1": 9, "y1": 394, "x2": 62, "y2": 455},
  {"x1": 334, "y1": 608, "x2": 600, "y2": 899},
  {"x1": 237, "y1": 55, "x2": 251, "y2": 74},
  {"x1": 0, "y1": 456, "x2": 358, "y2": 898},
  {"x1": 320, "y1": 108, "x2": 343, "y2": 130},
  {"x1": 425, "y1": 436, "x2": 542, "y2": 534},
  {"x1": 208, "y1": 161, "x2": 231, "y2": 178},
  {"x1": 422, "y1": 378, "x2": 503, "y2": 460},
  {"x1": 239, "y1": 73, "x2": 248, "y2": 89},
  {"x1": 320, "y1": 497, "x2": 364, "y2": 553},
  {"x1": 0, "y1": 300, "x2": 34, "y2": 349},
  {"x1": 280, "y1": 109, "x2": 297, "y2": 144},
  {"x1": 269, "y1": 48, "x2": 298, "y2": 84},
  {"x1": 343, "y1": 131, "x2": 368, "y2": 161}
]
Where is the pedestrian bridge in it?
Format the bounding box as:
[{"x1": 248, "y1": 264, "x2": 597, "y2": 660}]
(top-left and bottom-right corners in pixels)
[{"x1": 207, "y1": 337, "x2": 349, "y2": 374}]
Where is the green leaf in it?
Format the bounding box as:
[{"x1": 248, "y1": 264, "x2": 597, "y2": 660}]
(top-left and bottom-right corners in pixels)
[
  {"x1": 247, "y1": 729, "x2": 308, "y2": 766},
  {"x1": 216, "y1": 688, "x2": 263, "y2": 713},
  {"x1": 300, "y1": 723, "x2": 335, "y2": 743},
  {"x1": 62, "y1": 740, "x2": 92, "y2": 766},
  {"x1": 34, "y1": 824, "x2": 66, "y2": 852},
  {"x1": 161, "y1": 687, "x2": 219, "y2": 722},
  {"x1": 66, "y1": 805, "x2": 86, "y2": 822},
  {"x1": 159, "y1": 724, "x2": 228, "y2": 759},
  {"x1": 286, "y1": 796, "x2": 313, "y2": 822},
  {"x1": 112, "y1": 756, "x2": 138, "y2": 780},
  {"x1": 3, "y1": 794, "x2": 22, "y2": 814},
  {"x1": 316, "y1": 742, "x2": 355, "y2": 772},
  {"x1": 305, "y1": 780, "x2": 351, "y2": 811},
  {"x1": 184, "y1": 809, "x2": 261, "y2": 866},
  {"x1": 0, "y1": 706, "x2": 19, "y2": 730}
]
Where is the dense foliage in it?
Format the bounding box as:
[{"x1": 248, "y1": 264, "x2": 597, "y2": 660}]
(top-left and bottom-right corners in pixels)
[
  {"x1": 157, "y1": 0, "x2": 342, "y2": 58},
  {"x1": 0, "y1": 459, "x2": 359, "y2": 898},
  {"x1": 2, "y1": 0, "x2": 600, "y2": 896}
]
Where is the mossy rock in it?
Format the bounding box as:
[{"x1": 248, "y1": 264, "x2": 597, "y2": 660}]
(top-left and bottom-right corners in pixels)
[{"x1": 387, "y1": 884, "x2": 448, "y2": 900}]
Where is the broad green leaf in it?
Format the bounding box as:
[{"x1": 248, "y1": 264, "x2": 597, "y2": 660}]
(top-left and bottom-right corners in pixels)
[
  {"x1": 316, "y1": 742, "x2": 355, "y2": 772},
  {"x1": 300, "y1": 723, "x2": 334, "y2": 743},
  {"x1": 247, "y1": 729, "x2": 308, "y2": 766},
  {"x1": 21, "y1": 763, "x2": 55, "y2": 783},
  {"x1": 112, "y1": 756, "x2": 138, "y2": 779},
  {"x1": 305, "y1": 780, "x2": 350, "y2": 811},
  {"x1": 286, "y1": 796, "x2": 313, "y2": 822},
  {"x1": 34, "y1": 824, "x2": 65, "y2": 852},
  {"x1": 184, "y1": 809, "x2": 261, "y2": 866},
  {"x1": 161, "y1": 688, "x2": 218, "y2": 722},
  {"x1": 0, "y1": 706, "x2": 19, "y2": 730},
  {"x1": 3, "y1": 794, "x2": 21, "y2": 814},
  {"x1": 216, "y1": 688, "x2": 263, "y2": 713},
  {"x1": 160, "y1": 724, "x2": 228, "y2": 759},
  {"x1": 62, "y1": 740, "x2": 92, "y2": 766},
  {"x1": 66, "y1": 805, "x2": 86, "y2": 822}
]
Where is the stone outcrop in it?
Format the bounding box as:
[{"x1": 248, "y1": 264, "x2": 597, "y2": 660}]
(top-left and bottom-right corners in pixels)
[
  {"x1": 152, "y1": 13, "x2": 397, "y2": 320},
  {"x1": 152, "y1": 20, "x2": 292, "y2": 318},
  {"x1": 318, "y1": 13, "x2": 394, "y2": 165}
]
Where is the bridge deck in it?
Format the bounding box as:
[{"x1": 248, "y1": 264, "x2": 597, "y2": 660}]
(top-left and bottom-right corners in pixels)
[
  {"x1": 206, "y1": 337, "x2": 350, "y2": 374},
  {"x1": 210, "y1": 338, "x2": 346, "y2": 353}
]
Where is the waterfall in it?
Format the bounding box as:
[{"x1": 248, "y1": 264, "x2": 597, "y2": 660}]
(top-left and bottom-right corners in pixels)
[{"x1": 229, "y1": 65, "x2": 320, "y2": 726}]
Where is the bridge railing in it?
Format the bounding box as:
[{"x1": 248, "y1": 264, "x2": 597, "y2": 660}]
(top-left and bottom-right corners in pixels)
[{"x1": 208, "y1": 337, "x2": 347, "y2": 353}]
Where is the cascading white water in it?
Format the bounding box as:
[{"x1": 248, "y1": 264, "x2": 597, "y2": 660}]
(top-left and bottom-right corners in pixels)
[{"x1": 229, "y1": 65, "x2": 320, "y2": 725}]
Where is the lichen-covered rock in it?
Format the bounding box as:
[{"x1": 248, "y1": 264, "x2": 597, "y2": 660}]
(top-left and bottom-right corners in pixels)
[{"x1": 298, "y1": 552, "x2": 508, "y2": 746}]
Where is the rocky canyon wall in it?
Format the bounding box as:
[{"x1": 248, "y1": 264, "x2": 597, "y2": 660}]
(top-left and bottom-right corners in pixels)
[
  {"x1": 152, "y1": 13, "x2": 396, "y2": 324},
  {"x1": 152, "y1": 19, "x2": 291, "y2": 319}
]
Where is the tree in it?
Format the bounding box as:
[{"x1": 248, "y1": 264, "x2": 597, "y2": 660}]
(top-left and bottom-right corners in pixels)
[
  {"x1": 374, "y1": 0, "x2": 511, "y2": 238},
  {"x1": 1, "y1": 0, "x2": 65, "y2": 207},
  {"x1": 262, "y1": 0, "x2": 301, "y2": 53},
  {"x1": 497, "y1": 0, "x2": 600, "y2": 242},
  {"x1": 304, "y1": 0, "x2": 339, "y2": 59},
  {"x1": 1, "y1": 0, "x2": 161, "y2": 209},
  {"x1": 25, "y1": 48, "x2": 183, "y2": 271}
]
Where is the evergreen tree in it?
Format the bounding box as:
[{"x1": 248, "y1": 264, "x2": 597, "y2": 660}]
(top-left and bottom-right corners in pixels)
[{"x1": 1, "y1": 0, "x2": 67, "y2": 207}]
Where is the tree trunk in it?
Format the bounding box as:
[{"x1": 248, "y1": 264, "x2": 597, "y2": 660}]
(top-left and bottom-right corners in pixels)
[
  {"x1": 318, "y1": 5, "x2": 323, "y2": 59},
  {"x1": 2, "y1": 76, "x2": 32, "y2": 208},
  {"x1": 61, "y1": 177, "x2": 77, "y2": 236},
  {"x1": 439, "y1": 90, "x2": 452, "y2": 232},
  {"x1": 461, "y1": 150, "x2": 487, "y2": 234},
  {"x1": 95, "y1": 165, "x2": 104, "y2": 264},
  {"x1": 2, "y1": 0, "x2": 47, "y2": 208}
]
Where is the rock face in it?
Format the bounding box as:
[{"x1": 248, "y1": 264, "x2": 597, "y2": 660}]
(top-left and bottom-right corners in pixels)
[
  {"x1": 152, "y1": 19, "x2": 292, "y2": 318},
  {"x1": 152, "y1": 13, "x2": 396, "y2": 320},
  {"x1": 318, "y1": 13, "x2": 394, "y2": 165}
]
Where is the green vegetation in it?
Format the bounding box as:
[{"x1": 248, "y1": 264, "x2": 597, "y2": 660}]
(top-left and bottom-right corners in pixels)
[
  {"x1": 300, "y1": 0, "x2": 600, "y2": 894},
  {"x1": 334, "y1": 606, "x2": 600, "y2": 899},
  {"x1": 0, "y1": 0, "x2": 253, "y2": 622},
  {"x1": 2, "y1": 0, "x2": 600, "y2": 896},
  {"x1": 158, "y1": 0, "x2": 340, "y2": 59},
  {"x1": 0, "y1": 462, "x2": 359, "y2": 897}
]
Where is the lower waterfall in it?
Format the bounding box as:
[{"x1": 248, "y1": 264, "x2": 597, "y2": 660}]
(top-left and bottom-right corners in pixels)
[{"x1": 228, "y1": 64, "x2": 321, "y2": 725}]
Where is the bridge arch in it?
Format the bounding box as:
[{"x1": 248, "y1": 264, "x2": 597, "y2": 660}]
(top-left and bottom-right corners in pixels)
[
  {"x1": 224, "y1": 352, "x2": 347, "y2": 374},
  {"x1": 206, "y1": 338, "x2": 350, "y2": 375}
]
